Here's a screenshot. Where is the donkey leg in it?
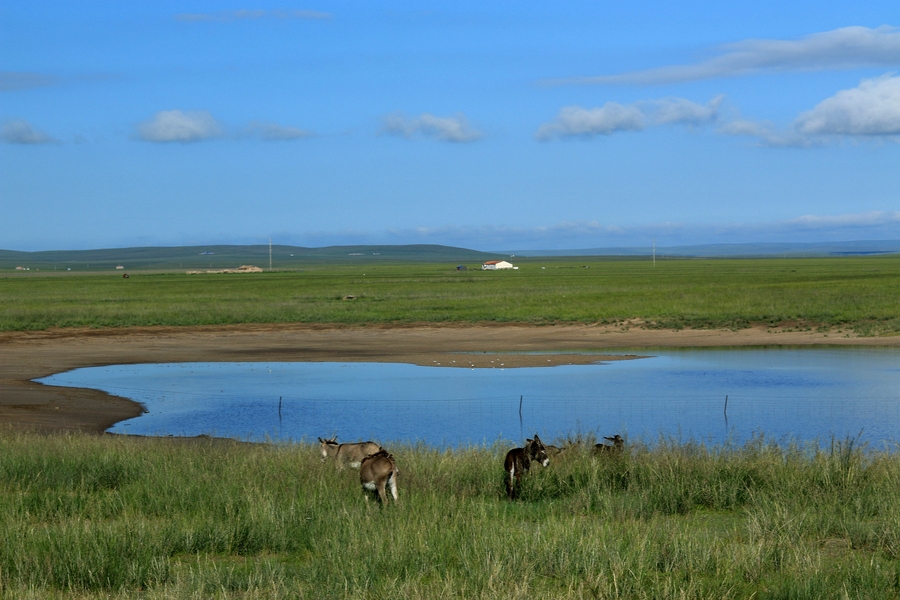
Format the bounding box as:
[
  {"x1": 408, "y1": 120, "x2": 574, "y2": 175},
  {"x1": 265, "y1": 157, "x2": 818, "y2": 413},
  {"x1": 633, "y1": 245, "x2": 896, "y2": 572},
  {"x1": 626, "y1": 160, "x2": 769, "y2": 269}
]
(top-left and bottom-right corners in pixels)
[
  {"x1": 506, "y1": 465, "x2": 515, "y2": 499},
  {"x1": 512, "y1": 472, "x2": 524, "y2": 500},
  {"x1": 387, "y1": 472, "x2": 398, "y2": 502},
  {"x1": 361, "y1": 478, "x2": 376, "y2": 502}
]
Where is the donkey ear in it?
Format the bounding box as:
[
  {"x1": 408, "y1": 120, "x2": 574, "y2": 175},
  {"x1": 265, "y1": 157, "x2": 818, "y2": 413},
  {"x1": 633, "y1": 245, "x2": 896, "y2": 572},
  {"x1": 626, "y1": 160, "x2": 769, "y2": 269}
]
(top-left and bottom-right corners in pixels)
[
  {"x1": 526, "y1": 438, "x2": 533, "y2": 444},
  {"x1": 534, "y1": 434, "x2": 542, "y2": 443},
  {"x1": 318, "y1": 437, "x2": 324, "y2": 443}
]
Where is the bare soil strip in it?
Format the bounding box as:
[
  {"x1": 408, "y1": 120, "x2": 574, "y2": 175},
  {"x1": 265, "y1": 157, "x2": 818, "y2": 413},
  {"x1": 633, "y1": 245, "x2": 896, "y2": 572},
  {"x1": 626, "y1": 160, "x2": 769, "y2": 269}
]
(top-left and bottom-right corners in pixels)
[{"x1": 1, "y1": 323, "x2": 897, "y2": 434}]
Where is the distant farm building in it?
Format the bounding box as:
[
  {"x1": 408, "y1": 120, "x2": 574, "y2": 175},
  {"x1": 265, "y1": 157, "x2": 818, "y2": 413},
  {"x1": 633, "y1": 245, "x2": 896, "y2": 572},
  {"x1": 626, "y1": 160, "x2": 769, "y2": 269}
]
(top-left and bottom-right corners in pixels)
[
  {"x1": 186, "y1": 265, "x2": 263, "y2": 274},
  {"x1": 482, "y1": 260, "x2": 517, "y2": 270}
]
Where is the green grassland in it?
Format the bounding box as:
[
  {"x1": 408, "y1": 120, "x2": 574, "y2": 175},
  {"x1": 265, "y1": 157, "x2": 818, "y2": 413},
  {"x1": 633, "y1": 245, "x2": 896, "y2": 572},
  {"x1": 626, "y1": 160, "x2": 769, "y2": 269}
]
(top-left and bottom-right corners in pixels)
[
  {"x1": 3, "y1": 255, "x2": 900, "y2": 334},
  {"x1": 4, "y1": 254, "x2": 900, "y2": 598},
  {"x1": 1, "y1": 431, "x2": 899, "y2": 599}
]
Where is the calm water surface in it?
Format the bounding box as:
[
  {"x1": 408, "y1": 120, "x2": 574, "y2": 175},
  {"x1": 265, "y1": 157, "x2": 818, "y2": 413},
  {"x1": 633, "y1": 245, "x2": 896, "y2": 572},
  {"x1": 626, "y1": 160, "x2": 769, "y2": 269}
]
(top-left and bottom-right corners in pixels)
[{"x1": 37, "y1": 348, "x2": 900, "y2": 448}]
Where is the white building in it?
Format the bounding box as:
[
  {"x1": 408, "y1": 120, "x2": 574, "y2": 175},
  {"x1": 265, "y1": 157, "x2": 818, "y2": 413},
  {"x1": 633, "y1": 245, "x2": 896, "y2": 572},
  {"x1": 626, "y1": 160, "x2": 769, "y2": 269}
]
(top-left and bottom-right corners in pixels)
[{"x1": 482, "y1": 260, "x2": 517, "y2": 270}]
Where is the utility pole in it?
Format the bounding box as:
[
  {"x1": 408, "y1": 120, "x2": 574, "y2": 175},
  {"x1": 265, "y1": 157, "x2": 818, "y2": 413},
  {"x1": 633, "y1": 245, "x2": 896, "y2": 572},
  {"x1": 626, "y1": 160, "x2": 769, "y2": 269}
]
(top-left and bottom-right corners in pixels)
[
  {"x1": 652, "y1": 239, "x2": 656, "y2": 267},
  {"x1": 269, "y1": 238, "x2": 273, "y2": 272}
]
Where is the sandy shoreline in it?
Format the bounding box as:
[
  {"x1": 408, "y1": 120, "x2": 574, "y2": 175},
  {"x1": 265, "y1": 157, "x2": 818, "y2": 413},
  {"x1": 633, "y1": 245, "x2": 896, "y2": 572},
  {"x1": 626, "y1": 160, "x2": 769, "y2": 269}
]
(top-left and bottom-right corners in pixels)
[{"x1": 1, "y1": 323, "x2": 898, "y2": 434}]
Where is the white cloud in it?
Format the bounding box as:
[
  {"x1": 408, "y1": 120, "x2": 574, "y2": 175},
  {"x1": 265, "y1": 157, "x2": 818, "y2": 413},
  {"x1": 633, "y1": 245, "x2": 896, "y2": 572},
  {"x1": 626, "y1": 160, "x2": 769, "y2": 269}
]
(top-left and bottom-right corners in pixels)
[
  {"x1": 536, "y1": 96, "x2": 720, "y2": 140},
  {"x1": 716, "y1": 75, "x2": 900, "y2": 145},
  {"x1": 248, "y1": 121, "x2": 315, "y2": 141},
  {"x1": 537, "y1": 76, "x2": 900, "y2": 146},
  {"x1": 381, "y1": 113, "x2": 482, "y2": 143},
  {"x1": 535, "y1": 103, "x2": 645, "y2": 140},
  {"x1": 547, "y1": 26, "x2": 900, "y2": 86},
  {"x1": 176, "y1": 10, "x2": 331, "y2": 22},
  {"x1": 137, "y1": 110, "x2": 223, "y2": 143},
  {"x1": 1, "y1": 119, "x2": 55, "y2": 144},
  {"x1": 649, "y1": 95, "x2": 724, "y2": 125},
  {"x1": 795, "y1": 74, "x2": 900, "y2": 135}
]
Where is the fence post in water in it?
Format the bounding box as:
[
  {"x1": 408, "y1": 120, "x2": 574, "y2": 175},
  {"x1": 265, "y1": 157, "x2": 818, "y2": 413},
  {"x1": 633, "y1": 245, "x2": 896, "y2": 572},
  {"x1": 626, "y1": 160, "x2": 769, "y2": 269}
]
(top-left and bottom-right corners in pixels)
[
  {"x1": 723, "y1": 395, "x2": 729, "y2": 431},
  {"x1": 519, "y1": 395, "x2": 524, "y2": 441},
  {"x1": 278, "y1": 396, "x2": 283, "y2": 424}
]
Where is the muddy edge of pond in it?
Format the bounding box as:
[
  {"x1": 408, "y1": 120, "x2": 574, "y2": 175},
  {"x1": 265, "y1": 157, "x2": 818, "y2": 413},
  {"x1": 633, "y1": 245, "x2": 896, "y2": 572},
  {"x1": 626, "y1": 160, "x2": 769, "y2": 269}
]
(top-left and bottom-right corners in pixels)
[{"x1": 1, "y1": 323, "x2": 897, "y2": 434}]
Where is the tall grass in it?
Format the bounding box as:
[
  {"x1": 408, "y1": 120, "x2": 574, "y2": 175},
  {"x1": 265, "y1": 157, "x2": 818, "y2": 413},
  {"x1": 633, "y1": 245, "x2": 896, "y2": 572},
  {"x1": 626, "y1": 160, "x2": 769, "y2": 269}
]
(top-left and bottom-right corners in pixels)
[{"x1": 2, "y1": 430, "x2": 900, "y2": 598}]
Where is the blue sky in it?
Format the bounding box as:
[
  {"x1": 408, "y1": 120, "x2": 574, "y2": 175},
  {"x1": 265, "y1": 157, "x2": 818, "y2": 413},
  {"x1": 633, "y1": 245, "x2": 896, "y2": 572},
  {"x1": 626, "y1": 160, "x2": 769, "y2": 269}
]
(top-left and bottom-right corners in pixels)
[{"x1": 2, "y1": 1, "x2": 900, "y2": 252}]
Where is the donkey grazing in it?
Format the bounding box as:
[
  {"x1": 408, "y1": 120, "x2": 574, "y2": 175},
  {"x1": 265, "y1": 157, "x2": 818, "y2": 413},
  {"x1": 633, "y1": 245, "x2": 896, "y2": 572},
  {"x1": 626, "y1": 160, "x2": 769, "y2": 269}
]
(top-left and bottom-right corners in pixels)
[
  {"x1": 318, "y1": 436, "x2": 382, "y2": 469},
  {"x1": 545, "y1": 444, "x2": 571, "y2": 457},
  {"x1": 504, "y1": 434, "x2": 550, "y2": 500},
  {"x1": 359, "y1": 450, "x2": 398, "y2": 504},
  {"x1": 594, "y1": 434, "x2": 624, "y2": 455}
]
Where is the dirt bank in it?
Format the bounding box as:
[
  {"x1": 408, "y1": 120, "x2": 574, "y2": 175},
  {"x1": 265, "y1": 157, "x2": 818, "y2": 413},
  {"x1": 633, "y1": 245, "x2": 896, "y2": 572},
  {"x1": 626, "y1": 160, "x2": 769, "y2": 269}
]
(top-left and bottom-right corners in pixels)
[{"x1": 1, "y1": 323, "x2": 897, "y2": 433}]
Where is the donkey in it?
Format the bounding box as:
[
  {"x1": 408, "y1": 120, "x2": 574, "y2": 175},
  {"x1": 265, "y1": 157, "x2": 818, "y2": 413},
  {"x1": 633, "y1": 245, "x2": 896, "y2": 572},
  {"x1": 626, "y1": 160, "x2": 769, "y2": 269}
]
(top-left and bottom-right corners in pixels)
[
  {"x1": 504, "y1": 434, "x2": 550, "y2": 500},
  {"x1": 359, "y1": 449, "x2": 398, "y2": 504},
  {"x1": 545, "y1": 444, "x2": 571, "y2": 457},
  {"x1": 318, "y1": 436, "x2": 382, "y2": 469},
  {"x1": 594, "y1": 434, "x2": 624, "y2": 455}
]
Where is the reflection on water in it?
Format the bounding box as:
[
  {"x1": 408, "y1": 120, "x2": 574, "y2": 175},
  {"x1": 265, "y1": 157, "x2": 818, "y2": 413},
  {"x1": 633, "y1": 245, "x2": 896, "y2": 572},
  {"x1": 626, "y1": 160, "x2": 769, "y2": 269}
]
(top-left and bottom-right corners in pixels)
[{"x1": 37, "y1": 348, "x2": 900, "y2": 448}]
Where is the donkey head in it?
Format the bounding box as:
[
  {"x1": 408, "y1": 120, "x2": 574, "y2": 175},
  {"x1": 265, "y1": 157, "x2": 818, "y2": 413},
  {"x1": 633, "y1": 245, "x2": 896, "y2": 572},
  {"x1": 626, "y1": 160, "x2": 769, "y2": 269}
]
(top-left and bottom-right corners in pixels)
[
  {"x1": 604, "y1": 434, "x2": 624, "y2": 448},
  {"x1": 318, "y1": 436, "x2": 339, "y2": 461},
  {"x1": 595, "y1": 434, "x2": 625, "y2": 455},
  {"x1": 527, "y1": 434, "x2": 550, "y2": 467}
]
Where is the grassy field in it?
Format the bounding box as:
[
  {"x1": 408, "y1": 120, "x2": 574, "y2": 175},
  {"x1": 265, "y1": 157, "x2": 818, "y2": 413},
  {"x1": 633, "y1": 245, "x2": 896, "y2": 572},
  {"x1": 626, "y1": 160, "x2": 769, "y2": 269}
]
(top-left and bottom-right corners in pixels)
[
  {"x1": 5, "y1": 255, "x2": 900, "y2": 597},
  {"x1": 2, "y1": 256, "x2": 900, "y2": 334},
  {"x1": 1, "y1": 430, "x2": 899, "y2": 599}
]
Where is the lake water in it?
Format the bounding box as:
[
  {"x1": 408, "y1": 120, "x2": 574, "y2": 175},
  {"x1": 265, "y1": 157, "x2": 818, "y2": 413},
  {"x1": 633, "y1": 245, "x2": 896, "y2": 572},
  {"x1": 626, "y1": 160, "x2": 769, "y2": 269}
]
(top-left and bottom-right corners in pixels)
[{"x1": 36, "y1": 348, "x2": 900, "y2": 448}]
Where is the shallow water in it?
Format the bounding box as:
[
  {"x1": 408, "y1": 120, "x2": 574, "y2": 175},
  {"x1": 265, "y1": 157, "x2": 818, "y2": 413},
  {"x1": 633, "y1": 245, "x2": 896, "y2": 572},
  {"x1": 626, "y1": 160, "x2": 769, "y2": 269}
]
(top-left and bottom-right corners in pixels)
[{"x1": 37, "y1": 347, "x2": 900, "y2": 448}]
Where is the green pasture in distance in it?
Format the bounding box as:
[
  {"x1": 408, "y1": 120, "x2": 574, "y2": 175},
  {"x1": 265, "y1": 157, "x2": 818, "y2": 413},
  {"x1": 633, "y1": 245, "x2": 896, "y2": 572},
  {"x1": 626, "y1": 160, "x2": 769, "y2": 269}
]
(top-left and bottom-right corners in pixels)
[{"x1": 2, "y1": 255, "x2": 900, "y2": 334}]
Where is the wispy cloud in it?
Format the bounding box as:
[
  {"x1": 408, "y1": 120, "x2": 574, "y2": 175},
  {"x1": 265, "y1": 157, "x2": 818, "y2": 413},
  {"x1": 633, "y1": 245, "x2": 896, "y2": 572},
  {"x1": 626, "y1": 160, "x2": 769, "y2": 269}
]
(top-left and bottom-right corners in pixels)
[
  {"x1": 786, "y1": 211, "x2": 900, "y2": 229},
  {"x1": 136, "y1": 112, "x2": 320, "y2": 143},
  {"x1": 536, "y1": 96, "x2": 721, "y2": 140},
  {"x1": 247, "y1": 121, "x2": 315, "y2": 141},
  {"x1": 546, "y1": 26, "x2": 900, "y2": 86},
  {"x1": 431, "y1": 212, "x2": 900, "y2": 248},
  {"x1": 716, "y1": 118, "x2": 810, "y2": 148},
  {"x1": 175, "y1": 9, "x2": 331, "y2": 23},
  {"x1": 0, "y1": 71, "x2": 58, "y2": 92},
  {"x1": 136, "y1": 110, "x2": 223, "y2": 143},
  {"x1": 381, "y1": 112, "x2": 483, "y2": 143},
  {"x1": 1, "y1": 119, "x2": 56, "y2": 144}
]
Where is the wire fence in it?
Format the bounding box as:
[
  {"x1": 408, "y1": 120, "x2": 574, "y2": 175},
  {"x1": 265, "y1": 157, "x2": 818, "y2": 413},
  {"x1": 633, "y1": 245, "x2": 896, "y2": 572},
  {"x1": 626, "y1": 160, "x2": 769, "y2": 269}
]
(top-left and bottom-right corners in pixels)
[{"x1": 86, "y1": 382, "x2": 900, "y2": 449}]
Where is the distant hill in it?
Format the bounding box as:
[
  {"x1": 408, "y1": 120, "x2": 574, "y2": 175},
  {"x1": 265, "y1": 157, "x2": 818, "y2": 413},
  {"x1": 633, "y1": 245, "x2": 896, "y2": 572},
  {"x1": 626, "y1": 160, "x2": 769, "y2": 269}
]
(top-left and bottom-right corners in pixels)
[
  {"x1": 4, "y1": 240, "x2": 900, "y2": 272},
  {"x1": 515, "y1": 240, "x2": 900, "y2": 258},
  {"x1": 0, "y1": 244, "x2": 496, "y2": 272}
]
